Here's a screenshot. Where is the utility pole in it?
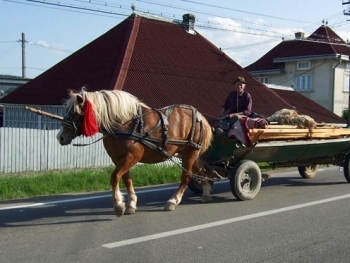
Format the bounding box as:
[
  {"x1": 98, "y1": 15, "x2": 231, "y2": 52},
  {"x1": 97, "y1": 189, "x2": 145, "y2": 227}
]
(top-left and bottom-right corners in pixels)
[
  {"x1": 344, "y1": 1, "x2": 350, "y2": 16},
  {"x1": 21, "y1": 32, "x2": 26, "y2": 79},
  {"x1": 343, "y1": 1, "x2": 350, "y2": 126}
]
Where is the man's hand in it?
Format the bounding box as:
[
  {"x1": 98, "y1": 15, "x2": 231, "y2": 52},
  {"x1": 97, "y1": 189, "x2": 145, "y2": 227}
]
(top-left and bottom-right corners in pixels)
[{"x1": 225, "y1": 113, "x2": 235, "y2": 118}]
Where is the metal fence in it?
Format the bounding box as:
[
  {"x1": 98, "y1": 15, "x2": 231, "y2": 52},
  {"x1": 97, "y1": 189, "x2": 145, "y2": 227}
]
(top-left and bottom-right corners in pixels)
[
  {"x1": 0, "y1": 127, "x2": 113, "y2": 173},
  {"x1": 0, "y1": 128, "x2": 180, "y2": 174},
  {"x1": 2, "y1": 104, "x2": 65, "y2": 129}
]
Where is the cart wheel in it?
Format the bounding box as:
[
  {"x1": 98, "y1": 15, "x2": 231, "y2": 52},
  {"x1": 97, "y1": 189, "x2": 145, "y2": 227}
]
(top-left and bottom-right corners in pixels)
[
  {"x1": 298, "y1": 164, "x2": 318, "y2": 179},
  {"x1": 187, "y1": 179, "x2": 214, "y2": 194},
  {"x1": 343, "y1": 152, "x2": 350, "y2": 183},
  {"x1": 230, "y1": 160, "x2": 262, "y2": 201}
]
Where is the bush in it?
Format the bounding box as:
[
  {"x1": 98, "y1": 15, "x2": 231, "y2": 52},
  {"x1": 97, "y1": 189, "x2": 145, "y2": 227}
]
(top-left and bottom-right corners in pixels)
[{"x1": 342, "y1": 109, "x2": 348, "y2": 121}]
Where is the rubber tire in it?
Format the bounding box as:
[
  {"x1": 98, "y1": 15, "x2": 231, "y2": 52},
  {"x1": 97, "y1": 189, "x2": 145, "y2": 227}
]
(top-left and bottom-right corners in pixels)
[
  {"x1": 230, "y1": 160, "x2": 262, "y2": 201},
  {"x1": 343, "y1": 152, "x2": 350, "y2": 183},
  {"x1": 187, "y1": 179, "x2": 214, "y2": 194},
  {"x1": 298, "y1": 164, "x2": 318, "y2": 179}
]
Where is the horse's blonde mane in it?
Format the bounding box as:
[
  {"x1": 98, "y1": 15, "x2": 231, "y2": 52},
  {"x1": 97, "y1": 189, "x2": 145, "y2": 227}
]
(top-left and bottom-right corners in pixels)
[{"x1": 65, "y1": 88, "x2": 149, "y2": 133}]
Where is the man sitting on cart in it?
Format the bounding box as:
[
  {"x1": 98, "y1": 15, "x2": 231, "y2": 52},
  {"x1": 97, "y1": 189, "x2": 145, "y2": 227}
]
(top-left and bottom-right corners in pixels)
[
  {"x1": 217, "y1": 76, "x2": 268, "y2": 145},
  {"x1": 219, "y1": 76, "x2": 252, "y2": 129}
]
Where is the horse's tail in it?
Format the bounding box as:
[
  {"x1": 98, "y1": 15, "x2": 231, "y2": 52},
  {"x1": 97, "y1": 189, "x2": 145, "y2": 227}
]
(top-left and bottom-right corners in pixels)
[{"x1": 198, "y1": 113, "x2": 213, "y2": 156}]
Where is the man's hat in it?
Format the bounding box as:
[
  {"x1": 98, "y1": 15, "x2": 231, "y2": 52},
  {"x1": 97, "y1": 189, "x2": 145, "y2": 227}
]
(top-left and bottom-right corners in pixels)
[{"x1": 233, "y1": 76, "x2": 246, "y2": 84}]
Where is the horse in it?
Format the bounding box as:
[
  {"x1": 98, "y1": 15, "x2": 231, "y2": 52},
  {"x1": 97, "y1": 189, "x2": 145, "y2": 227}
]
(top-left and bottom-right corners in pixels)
[{"x1": 56, "y1": 88, "x2": 213, "y2": 217}]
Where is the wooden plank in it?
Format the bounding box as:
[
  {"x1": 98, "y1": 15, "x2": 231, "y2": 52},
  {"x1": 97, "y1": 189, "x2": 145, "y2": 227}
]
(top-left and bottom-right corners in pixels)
[
  {"x1": 248, "y1": 127, "x2": 350, "y2": 141},
  {"x1": 250, "y1": 130, "x2": 265, "y2": 144},
  {"x1": 267, "y1": 125, "x2": 341, "y2": 129}
]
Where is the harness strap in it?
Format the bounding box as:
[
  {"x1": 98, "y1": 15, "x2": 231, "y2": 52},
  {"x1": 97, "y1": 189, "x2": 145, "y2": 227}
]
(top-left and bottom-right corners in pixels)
[
  {"x1": 110, "y1": 131, "x2": 175, "y2": 159},
  {"x1": 130, "y1": 106, "x2": 144, "y2": 135},
  {"x1": 156, "y1": 109, "x2": 169, "y2": 150},
  {"x1": 109, "y1": 105, "x2": 204, "y2": 158}
]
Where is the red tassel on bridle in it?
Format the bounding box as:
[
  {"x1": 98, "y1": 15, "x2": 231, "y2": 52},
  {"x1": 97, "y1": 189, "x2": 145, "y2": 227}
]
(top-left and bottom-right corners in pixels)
[{"x1": 81, "y1": 100, "x2": 99, "y2": 137}]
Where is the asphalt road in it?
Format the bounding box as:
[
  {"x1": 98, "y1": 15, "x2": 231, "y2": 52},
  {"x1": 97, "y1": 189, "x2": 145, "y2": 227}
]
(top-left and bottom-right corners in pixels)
[{"x1": 1, "y1": 166, "x2": 350, "y2": 263}]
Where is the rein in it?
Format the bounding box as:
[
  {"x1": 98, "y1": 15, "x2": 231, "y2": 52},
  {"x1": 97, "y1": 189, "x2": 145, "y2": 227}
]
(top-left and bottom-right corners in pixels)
[{"x1": 72, "y1": 135, "x2": 106, "y2": 147}]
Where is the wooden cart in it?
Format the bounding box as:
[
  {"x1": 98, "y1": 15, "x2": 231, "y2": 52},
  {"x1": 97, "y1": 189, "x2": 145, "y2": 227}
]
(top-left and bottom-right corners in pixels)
[{"x1": 188, "y1": 124, "x2": 350, "y2": 201}]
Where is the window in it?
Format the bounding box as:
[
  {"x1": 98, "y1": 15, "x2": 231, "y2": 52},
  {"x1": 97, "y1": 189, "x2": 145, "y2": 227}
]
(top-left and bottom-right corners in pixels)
[
  {"x1": 295, "y1": 74, "x2": 312, "y2": 91},
  {"x1": 344, "y1": 75, "x2": 350, "y2": 92},
  {"x1": 297, "y1": 61, "x2": 310, "y2": 70},
  {"x1": 346, "y1": 62, "x2": 350, "y2": 70},
  {"x1": 257, "y1": 77, "x2": 269, "y2": 84}
]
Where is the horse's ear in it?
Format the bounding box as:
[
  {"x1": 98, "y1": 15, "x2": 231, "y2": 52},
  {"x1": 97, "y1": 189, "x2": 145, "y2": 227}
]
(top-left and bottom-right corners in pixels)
[
  {"x1": 67, "y1": 89, "x2": 75, "y2": 96},
  {"x1": 76, "y1": 94, "x2": 84, "y2": 104}
]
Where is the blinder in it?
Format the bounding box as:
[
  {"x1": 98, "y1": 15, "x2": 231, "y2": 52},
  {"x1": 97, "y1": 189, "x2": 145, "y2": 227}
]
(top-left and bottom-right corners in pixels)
[{"x1": 62, "y1": 110, "x2": 83, "y2": 136}]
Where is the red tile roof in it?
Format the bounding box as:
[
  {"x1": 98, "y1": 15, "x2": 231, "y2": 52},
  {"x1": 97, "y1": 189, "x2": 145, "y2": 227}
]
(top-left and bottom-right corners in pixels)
[
  {"x1": 270, "y1": 88, "x2": 345, "y2": 123},
  {"x1": 245, "y1": 25, "x2": 350, "y2": 73},
  {"x1": 0, "y1": 15, "x2": 345, "y2": 124}
]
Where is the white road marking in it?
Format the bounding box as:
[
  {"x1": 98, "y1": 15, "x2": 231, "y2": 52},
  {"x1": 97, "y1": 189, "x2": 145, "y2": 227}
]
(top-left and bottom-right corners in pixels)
[
  {"x1": 0, "y1": 186, "x2": 179, "y2": 211},
  {"x1": 0, "y1": 181, "x2": 228, "y2": 211},
  {"x1": 102, "y1": 193, "x2": 350, "y2": 249}
]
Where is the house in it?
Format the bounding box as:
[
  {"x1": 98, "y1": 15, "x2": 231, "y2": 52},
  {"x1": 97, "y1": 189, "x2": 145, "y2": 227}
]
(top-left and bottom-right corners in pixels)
[
  {"x1": 0, "y1": 74, "x2": 31, "y2": 127},
  {"x1": 0, "y1": 13, "x2": 346, "y2": 129},
  {"x1": 245, "y1": 24, "x2": 350, "y2": 118},
  {"x1": 0, "y1": 74, "x2": 30, "y2": 98}
]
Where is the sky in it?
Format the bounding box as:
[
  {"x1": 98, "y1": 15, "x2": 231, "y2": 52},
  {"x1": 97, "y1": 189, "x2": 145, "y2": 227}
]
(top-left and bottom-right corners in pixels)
[{"x1": 1, "y1": 0, "x2": 350, "y2": 79}]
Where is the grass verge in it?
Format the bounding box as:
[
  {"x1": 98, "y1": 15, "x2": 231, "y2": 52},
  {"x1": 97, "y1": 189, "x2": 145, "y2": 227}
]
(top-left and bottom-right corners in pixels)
[
  {"x1": 0, "y1": 165, "x2": 182, "y2": 202},
  {"x1": 0, "y1": 163, "x2": 275, "y2": 202}
]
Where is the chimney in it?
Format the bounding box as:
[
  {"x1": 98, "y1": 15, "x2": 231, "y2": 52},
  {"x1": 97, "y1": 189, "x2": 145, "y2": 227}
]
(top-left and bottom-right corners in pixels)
[
  {"x1": 182, "y1": 13, "x2": 196, "y2": 34},
  {"x1": 295, "y1": 32, "x2": 305, "y2": 39}
]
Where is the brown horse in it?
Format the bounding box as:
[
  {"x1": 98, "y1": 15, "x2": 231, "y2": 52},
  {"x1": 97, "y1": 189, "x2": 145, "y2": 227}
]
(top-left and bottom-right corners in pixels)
[{"x1": 56, "y1": 88, "x2": 213, "y2": 217}]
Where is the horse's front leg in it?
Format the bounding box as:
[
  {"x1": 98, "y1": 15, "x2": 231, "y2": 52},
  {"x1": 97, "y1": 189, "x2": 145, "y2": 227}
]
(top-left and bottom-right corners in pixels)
[
  {"x1": 122, "y1": 171, "x2": 138, "y2": 214},
  {"x1": 110, "y1": 167, "x2": 126, "y2": 217}
]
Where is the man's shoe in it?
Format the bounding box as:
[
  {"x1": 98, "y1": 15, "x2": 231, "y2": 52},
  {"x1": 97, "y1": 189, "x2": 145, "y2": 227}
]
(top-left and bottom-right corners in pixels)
[{"x1": 215, "y1": 128, "x2": 225, "y2": 135}]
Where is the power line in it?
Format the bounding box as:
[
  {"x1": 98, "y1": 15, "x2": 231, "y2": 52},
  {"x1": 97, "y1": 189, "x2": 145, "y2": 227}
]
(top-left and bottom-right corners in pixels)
[
  {"x1": 137, "y1": 0, "x2": 307, "y2": 32},
  {"x1": 4, "y1": 0, "x2": 129, "y2": 18},
  {"x1": 30, "y1": 42, "x2": 74, "y2": 53},
  {"x1": 179, "y1": 0, "x2": 313, "y2": 24},
  {"x1": 8, "y1": 0, "x2": 350, "y2": 45},
  {"x1": 0, "y1": 41, "x2": 18, "y2": 44},
  {"x1": 3, "y1": 0, "x2": 350, "y2": 77},
  {"x1": 0, "y1": 43, "x2": 20, "y2": 58},
  {"x1": 25, "y1": 0, "x2": 129, "y2": 16}
]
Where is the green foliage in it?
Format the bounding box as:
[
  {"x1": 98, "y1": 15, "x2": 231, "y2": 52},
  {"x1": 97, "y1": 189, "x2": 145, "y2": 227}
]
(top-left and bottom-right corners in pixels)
[{"x1": 342, "y1": 108, "x2": 349, "y2": 121}]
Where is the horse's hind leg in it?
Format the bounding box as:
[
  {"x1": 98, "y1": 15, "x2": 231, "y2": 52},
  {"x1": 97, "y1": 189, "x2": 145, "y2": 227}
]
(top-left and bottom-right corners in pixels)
[
  {"x1": 164, "y1": 151, "x2": 198, "y2": 211},
  {"x1": 122, "y1": 171, "x2": 138, "y2": 214},
  {"x1": 201, "y1": 180, "x2": 213, "y2": 203},
  {"x1": 197, "y1": 160, "x2": 213, "y2": 202}
]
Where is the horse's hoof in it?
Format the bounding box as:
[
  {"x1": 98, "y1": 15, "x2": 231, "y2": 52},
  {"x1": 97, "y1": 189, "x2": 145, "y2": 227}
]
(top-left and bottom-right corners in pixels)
[
  {"x1": 125, "y1": 207, "x2": 136, "y2": 214},
  {"x1": 164, "y1": 201, "x2": 176, "y2": 211},
  {"x1": 114, "y1": 202, "x2": 126, "y2": 217},
  {"x1": 201, "y1": 195, "x2": 213, "y2": 203}
]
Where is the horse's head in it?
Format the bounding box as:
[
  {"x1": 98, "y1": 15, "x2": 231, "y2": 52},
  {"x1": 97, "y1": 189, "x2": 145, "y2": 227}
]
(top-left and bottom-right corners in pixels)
[
  {"x1": 57, "y1": 88, "x2": 144, "y2": 145},
  {"x1": 56, "y1": 90, "x2": 86, "y2": 145}
]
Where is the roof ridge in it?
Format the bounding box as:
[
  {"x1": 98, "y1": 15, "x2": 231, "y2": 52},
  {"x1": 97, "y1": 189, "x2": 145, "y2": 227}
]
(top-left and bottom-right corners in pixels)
[
  {"x1": 110, "y1": 15, "x2": 141, "y2": 90},
  {"x1": 134, "y1": 11, "x2": 182, "y2": 25}
]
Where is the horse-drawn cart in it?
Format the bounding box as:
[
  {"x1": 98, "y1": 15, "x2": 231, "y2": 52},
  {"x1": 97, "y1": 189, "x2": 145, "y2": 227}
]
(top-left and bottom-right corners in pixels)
[
  {"x1": 24, "y1": 103, "x2": 350, "y2": 214},
  {"x1": 188, "y1": 124, "x2": 350, "y2": 201}
]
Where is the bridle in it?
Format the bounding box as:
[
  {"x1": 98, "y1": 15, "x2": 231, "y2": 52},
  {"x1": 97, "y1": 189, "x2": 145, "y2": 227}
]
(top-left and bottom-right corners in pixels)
[{"x1": 61, "y1": 110, "x2": 83, "y2": 136}]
